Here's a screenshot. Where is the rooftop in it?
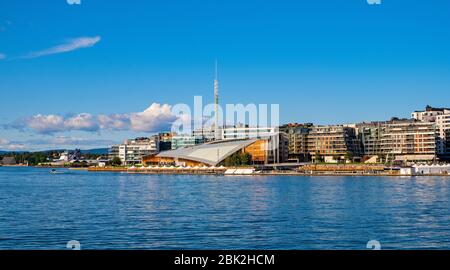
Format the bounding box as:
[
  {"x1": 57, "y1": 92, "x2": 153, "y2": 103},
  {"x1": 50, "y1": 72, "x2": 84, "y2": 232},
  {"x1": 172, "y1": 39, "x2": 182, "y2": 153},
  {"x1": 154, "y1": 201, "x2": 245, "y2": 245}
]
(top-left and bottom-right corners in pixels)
[{"x1": 155, "y1": 139, "x2": 258, "y2": 166}]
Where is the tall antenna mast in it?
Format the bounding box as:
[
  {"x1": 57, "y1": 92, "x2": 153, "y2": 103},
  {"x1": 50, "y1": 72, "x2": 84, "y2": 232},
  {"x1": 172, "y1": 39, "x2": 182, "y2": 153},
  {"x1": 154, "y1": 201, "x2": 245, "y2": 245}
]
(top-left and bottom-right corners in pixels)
[{"x1": 214, "y1": 60, "x2": 220, "y2": 140}]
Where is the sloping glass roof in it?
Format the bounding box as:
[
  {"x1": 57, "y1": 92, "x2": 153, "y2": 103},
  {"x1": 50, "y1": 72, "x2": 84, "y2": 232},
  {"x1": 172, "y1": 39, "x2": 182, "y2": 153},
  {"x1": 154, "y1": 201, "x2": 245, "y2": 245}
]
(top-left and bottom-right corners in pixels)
[{"x1": 157, "y1": 139, "x2": 258, "y2": 166}]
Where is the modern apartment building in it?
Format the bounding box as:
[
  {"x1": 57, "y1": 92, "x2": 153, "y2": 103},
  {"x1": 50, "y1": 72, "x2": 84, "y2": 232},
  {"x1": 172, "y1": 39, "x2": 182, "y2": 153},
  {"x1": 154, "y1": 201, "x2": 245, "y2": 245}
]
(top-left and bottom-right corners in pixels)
[
  {"x1": 307, "y1": 125, "x2": 362, "y2": 163},
  {"x1": 280, "y1": 116, "x2": 444, "y2": 164},
  {"x1": 192, "y1": 127, "x2": 217, "y2": 142},
  {"x1": 379, "y1": 120, "x2": 437, "y2": 162},
  {"x1": 355, "y1": 122, "x2": 383, "y2": 157},
  {"x1": 158, "y1": 132, "x2": 174, "y2": 151},
  {"x1": 171, "y1": 135, "x2": 205, "y2": 150},
  {"x1": 109, "y1": 136, "x2": 160, "y2": 165},
  {"x1": 277, "y1": 132, "x2": 290, "y2": 164},
  {"x1": 435, "y1": 114, "x2": 450, "y2": 160},
  {"x1": 221, "y1": 126, "x2": 278, "y2": 140},
  {"x1": 411, "y1": 105, "x2": 450, "y2": 122},
  {"x1": 411, "y1": 106, "x2": 450, "y2": 160},
  {"x1": 279, "y1": 123, "x2": 312, "y2": 162}
]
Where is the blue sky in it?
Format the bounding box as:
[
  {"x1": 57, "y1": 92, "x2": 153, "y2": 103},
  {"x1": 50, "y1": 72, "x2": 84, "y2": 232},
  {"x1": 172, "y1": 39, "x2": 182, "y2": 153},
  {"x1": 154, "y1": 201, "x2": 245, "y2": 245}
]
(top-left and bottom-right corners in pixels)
[{"x1": 1, "y1": 0, "x2": 450, "y2": 151}]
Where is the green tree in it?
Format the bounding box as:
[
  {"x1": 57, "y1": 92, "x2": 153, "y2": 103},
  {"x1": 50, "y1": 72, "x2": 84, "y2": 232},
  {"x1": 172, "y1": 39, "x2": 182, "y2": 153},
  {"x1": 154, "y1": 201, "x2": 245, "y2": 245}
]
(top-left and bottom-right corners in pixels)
[
  {"x1": 0, "y1": 152, "x2": 49, "y2": 166},
  {"x1": 240, "y1": 153, "x2": 251, "y2": 165},
  {"x1": 345, "y1": 152, "x2": 354, "y2": 163},
  {"x1": 223, "y1": 152, "x2": 252, "y2": 166},
  {"x1": 314, "y1": 151, "x2": 323, "y2": 163},
  {"x1": 110, "y1": 157, "x2": 122, "y2": 166}
]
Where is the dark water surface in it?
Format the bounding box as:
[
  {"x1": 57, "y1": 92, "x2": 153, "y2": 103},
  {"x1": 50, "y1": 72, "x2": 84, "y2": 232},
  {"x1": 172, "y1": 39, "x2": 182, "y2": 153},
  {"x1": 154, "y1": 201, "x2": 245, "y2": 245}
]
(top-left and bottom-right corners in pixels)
[{"x1": 0, "y1": 167, "x2": 449, "y2": 250}]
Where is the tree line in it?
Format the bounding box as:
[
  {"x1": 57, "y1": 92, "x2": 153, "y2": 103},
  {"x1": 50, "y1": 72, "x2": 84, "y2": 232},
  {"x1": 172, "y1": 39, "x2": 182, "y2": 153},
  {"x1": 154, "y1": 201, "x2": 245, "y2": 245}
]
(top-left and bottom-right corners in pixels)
[{"x1": 0, "y1": 151, "x2": 104, "y2": 166}]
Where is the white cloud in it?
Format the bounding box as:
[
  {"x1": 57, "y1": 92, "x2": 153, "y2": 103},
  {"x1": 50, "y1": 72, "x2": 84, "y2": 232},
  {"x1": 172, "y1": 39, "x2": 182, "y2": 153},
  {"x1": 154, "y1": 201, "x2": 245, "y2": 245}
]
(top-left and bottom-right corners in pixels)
[
  {"x1": 26, "y1": 114, "x2": 66, "y2": 134},
  {"x1": 25, "y1": 36, "x2": 101, "y2": 59},
  {"x1": 28, "y1": 136, "x2": 115, "y2": 147},
  {"x1": 4, "y1": 144, "x2": 26, "y2": 151},
  {"x1": 0, "y1": 139, "x2": 10, "y2": 145},
  {"x1": 52, "y1": 136, "x2": 110, "y2": 145},
  {"x1": 98, "y1": 114, "x2": 130, "y2": 130},
  {"x1": 0, "y1": 139, "x2": 26, "y2": 151},
  {"x1": 23, "y1": 113, "x2": 99, "y2": 134},
  {"x1": 1, "y1": 136, "x2": 115, "y2": 152},
  {"x1": 130, "y1": 103, "x2": 176, "y2": 132},
  {"x1": 63, "y1": 113, "x2": 99, "y2": 132},
  {"x1": 11, "y1": 103, "x2": 178, "y2": 134}
]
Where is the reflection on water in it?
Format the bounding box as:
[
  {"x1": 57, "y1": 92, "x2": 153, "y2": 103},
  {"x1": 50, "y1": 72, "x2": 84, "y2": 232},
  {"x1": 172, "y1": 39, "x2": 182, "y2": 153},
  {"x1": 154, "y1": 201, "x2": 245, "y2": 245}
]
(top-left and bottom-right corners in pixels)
[{"x1": 0, "y1": 167, "x2": 449, "y2": 250}]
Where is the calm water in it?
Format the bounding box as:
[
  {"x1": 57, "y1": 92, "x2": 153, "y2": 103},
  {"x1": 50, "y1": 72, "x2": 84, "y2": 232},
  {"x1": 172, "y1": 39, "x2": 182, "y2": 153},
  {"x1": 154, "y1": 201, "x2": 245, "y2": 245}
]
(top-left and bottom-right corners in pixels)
[{"x1": 0, "y1": 167, "x2": 449, "y2": 250}]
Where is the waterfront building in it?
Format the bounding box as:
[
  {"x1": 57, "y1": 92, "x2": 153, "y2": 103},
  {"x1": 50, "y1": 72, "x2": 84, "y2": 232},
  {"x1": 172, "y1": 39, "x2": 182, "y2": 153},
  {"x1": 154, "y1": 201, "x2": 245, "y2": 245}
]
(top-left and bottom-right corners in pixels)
[
  {"x1": 109, "y1": 136, "x2": 160, "y2": 165},
  {"x1": 379, "y1": 119, "x2": 437, "y2": 163},
  {"x1": 355, "y1": 122, "x2": 384, "y2": 161},
  {"x1": 56, "y1": 149, "x2": 81, "y2": 163},
  {"x1": 58, "y1": 151, "x2": 70, "y2": 162},
  {"x1": 143, "y1": 138, "x2": 281, "y2": 167},
  {"x1": 411, "y1": 105, "x2": 450, "y2": 122},
  {"x1": 1, "y1": 157, "x2": 17, "y2": 166},
  {"x1": 171, "y1": 135, "x2": 205, "y2": 150},
  {"x1": 279, "y1": 123, "x2": 313, "y2": 162},
  {"x1": 221, "y1": 126, "x2": 278, "y2": 140},
  {"x1": 435, "y1": 113, "x2": 450, "y2": 161},
  {"x1": 355, "y1": 118, "x2": 443, "y2": 163},
  {"x1": 277, "y1": 132, "x2": 290, "y2": 164},
  {"x1": 411, "y1": 106, "x2": 450, "y2": 161},
  {"x1": 436, "y1": 114, "x2": 450, "y2": 160},
  {"x1": 158, "y1": 132, "x2": 174, "y2": 151},
  {"x1": 307, "y1": 125, "x2": 362, "y2": 163},
  {"x1": 222, "y1": 126, "x2": 288, "y2": 163},
  {"x1": 412, "y1": 106, "x2": 450, "y2": 161},
  {"x1": 192, "y1": 127, "x2": 217, "y2": 142}
]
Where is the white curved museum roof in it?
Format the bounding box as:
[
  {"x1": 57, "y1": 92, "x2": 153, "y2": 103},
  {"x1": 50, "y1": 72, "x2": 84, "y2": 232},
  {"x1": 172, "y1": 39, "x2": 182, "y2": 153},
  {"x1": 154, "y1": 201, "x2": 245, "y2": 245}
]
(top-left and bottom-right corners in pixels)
[{"x1": 157, "y1": 139, "x2": 258, "y2": 166}]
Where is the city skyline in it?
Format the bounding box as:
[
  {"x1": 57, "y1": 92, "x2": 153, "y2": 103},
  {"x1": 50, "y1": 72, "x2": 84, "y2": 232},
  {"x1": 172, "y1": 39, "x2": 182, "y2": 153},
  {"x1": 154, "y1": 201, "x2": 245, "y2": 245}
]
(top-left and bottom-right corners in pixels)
[{"x1": 1, "y1": 0, "x2": 450, "y2": 151}]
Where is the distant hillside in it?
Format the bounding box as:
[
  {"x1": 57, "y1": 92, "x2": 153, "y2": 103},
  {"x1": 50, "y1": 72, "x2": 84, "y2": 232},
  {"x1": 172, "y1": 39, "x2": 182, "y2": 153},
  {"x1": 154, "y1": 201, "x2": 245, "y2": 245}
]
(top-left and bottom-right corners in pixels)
[
  {"x1": 80, "y1": 148, "x2": 109, "y2": 155},
  {"x1": 0, "y1": 150, "x2": 27, "y2": 154},
  {"x1": 0, "y1": 148, "x2": 108, "y2": 155}
]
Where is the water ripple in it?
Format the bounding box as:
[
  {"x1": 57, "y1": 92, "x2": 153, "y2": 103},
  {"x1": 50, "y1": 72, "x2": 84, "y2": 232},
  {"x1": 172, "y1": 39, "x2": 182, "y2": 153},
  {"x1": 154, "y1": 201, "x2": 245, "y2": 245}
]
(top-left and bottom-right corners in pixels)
[{"x1": 0, "y1": 167, "x2": 449, "y2": 250}]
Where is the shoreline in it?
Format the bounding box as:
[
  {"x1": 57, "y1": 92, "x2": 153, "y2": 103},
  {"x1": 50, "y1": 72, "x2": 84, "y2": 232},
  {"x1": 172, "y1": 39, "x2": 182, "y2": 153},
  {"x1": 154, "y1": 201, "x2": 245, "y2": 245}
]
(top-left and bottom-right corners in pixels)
[
  {"x1": 86, "y1": 167, "x2": 450, "y2": 177},
  {"x1": 3, "y1": 166, "x2": 449, "y2": 177}
]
